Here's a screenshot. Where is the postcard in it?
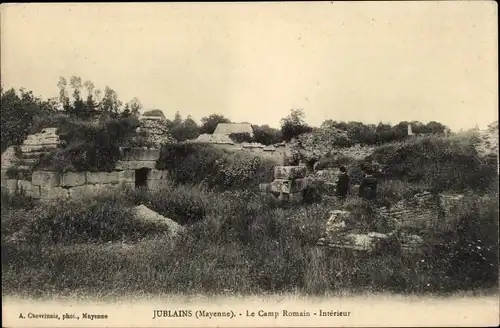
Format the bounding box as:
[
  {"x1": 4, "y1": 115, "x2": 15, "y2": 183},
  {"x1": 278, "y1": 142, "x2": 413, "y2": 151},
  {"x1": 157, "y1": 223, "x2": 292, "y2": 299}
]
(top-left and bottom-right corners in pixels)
[{"x1": 1, "y1": 1, "x2": 498, "y2": 327}]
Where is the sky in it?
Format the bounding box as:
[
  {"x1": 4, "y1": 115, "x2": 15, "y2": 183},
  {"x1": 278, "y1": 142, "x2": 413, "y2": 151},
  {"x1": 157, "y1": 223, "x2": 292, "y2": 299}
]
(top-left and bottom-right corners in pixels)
[{"x1": 1, "y1": 2, "x2": 497, "y2": 131}]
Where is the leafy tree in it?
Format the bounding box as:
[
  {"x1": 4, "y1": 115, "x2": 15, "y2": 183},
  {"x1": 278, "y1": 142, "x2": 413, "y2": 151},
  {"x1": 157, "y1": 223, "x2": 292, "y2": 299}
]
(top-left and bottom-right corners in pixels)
[
  {"x1": 168, "y1": 112, "x2": 200, "y2": 141},
  {"x1": 252, "y1": 124, "x2": 283, "y2": 145},
  {"x1": 128, "y1": 97, "x2": 142, "y2": 117},
  {"x1": 1, "y1": 88, "x2": 56, "y2": 152},
  {"x1": 229, "y1": 132, "x2": 254, "y2": 143},
  {"x1": 426, "y1": 121, "x2": 447, "y2": 135},
  {"x1": 280, "y1": 108, "x2": 312, "y2": 141},
  {"x1": 199, "y1": 113, "x2": 231, "y2": 134}
]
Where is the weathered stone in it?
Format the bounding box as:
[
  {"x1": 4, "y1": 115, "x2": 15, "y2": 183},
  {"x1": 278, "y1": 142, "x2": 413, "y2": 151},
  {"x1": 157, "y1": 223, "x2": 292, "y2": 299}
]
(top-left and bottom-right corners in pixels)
[
  {"x1": 3, "y1": 179, "x2": 18, "y2": 193},
  {"x1": 32, "y1": 171, "x2": 60, "y2": 187},
  {"x1": 19, "y1": 144, "x2": 57, "y2": 153},
  {"x1": 118, "y1": 170, "x2": 135, "y2": 182},
  {"x1": 119, "y1": 181, "x2": 135, "y2": 190},
  {"x1": 68, "y1": 185, "x2": 95, "y2": 199},
  {"x1": 270, "y1": 178, "x2": 307, "y2": 194},
  {"x1": 147, "y1": 169, "x2": 168, "y2": 180},
  {"x1": 114, "y1": 160, "x2": 157, "y2": 170},
  {"x1": 274, "y1": 166, "x2": 307, "y2": 180},
  {"x1": 86, "y1": 171, "x2": 120, "y2": 184},
  {"x1": 40, "y1": 186, "x2": 69, "y2": 200},
  {"x1": 1, "y1": 170, "x2": 8, "y2": 181},
  {"x1": 325, "y1": 210, "x2": 352, "y2": 238},
  {"x1": 119, "y1": 147, "x2": 160, "y2": 161},
  {"x1": 146, "y1": 179, "x2": 170, "y2": 190},
  {"x1": 18, "y1": 180, "x2": 40, "y2": 198},
  {"x1": 23, "y1": 137, "x2": 60, "y2": 145},
  {"x1": 133, "y1": 204, "x2": 185, "y2": 236},
  {"x1": 60, "y1": 172, "x2": 86, "y2": 187}
]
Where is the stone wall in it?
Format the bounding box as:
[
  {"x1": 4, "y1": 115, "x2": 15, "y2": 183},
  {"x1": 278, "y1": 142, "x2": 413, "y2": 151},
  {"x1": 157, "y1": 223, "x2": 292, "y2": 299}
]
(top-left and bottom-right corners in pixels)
[
  {"x1": 1, "y1": 146, "x2": 171, "y2": 201},
  {"x1": 3, "y1": 168, "x2": 170, "y2": 200},
  {"x1": 1, "y1": 128, "x2": 61, "y2": 181}
]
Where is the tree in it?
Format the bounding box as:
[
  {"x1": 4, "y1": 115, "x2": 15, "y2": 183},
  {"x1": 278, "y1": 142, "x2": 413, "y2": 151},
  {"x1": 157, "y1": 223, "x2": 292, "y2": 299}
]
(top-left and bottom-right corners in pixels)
[
  {"x1": 375, "y1": 122, "x2": 395, "y2": 144},
  {"x1": 167, "y1": 112, "x2": 200, "y2": 141},
  {"x1": 252, "y1": 124, "x2": 283, "y2": 145},
  {"x1": 100, "y1": 86, "x2": 122, "y2": 116},
  {"x1": 199, "y1": 113, "x2": 231, "y2": 134},
  {"x1": 280, "y1": 108, "x2": 312, "y2": 142},
  {"x1": 127, "y1": 97, "x2": 142, "y2": 117},
  {"x1": 426, "y1": 121, "x2": 448, "y2": 135},
  {"x1": 1, "y1": 88, "x2": 56, "y2": 152}
]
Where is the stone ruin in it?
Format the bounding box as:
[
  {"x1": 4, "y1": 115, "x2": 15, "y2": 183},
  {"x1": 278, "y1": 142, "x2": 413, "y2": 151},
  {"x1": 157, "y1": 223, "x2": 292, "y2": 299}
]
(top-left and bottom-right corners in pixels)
[
  {"x1": 1, "y1": 128, "x2": 171, "y2": 201},
  {"x1": 259, "y1": 165, "x2": 309, "y2": 204},
  {"x1": 317, "y1": 191, "x2": 466, "y2": 255}
]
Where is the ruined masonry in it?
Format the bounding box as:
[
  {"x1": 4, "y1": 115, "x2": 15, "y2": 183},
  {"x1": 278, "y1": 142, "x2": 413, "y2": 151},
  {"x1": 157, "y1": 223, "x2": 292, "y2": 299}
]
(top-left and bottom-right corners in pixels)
[
  {"x1": 1, "y1": 128, "x2": 171, "y2": 201},
  {"x1": 259, "y1": 166, "x2": 308, "y2": 203},
  {"x1": 317, "y1": 191, "x2": 466, "y2": 255}
]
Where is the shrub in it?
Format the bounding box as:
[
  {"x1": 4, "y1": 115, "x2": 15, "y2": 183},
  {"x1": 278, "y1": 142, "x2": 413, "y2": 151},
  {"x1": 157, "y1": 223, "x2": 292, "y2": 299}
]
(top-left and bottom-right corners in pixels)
[
  {"x1": 228, "y1": 132, "x2": 254, "y2": 143},
  {"x1": 35, "y1": 116, "x2": 142, "y2": 172},
  {"x1": 157, "y1": 143, "x2": 276, "y2": 190},
  {"x1": 124, "y1": 185, "x2": 209, "y2": 226},
  {"x1": 1, "y1": 197, "x2": 166, "y2": 245},
  {"x1": 372, "y1": 135, "x2": 496, "y2": 192}
]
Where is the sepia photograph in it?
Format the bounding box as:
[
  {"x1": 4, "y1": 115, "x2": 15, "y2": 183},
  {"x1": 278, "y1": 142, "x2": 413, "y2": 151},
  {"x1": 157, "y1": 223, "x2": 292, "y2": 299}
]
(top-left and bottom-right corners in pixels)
[{"x1": 1, "y1": 1, "x2": 498, "y2": 327}]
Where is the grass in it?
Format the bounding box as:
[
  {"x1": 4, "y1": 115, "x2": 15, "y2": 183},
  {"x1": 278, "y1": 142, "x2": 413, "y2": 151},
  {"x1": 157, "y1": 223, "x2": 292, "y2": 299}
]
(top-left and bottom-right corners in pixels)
[{"x1": 2, "y1": 181, "x2": 498, "y2": 298}]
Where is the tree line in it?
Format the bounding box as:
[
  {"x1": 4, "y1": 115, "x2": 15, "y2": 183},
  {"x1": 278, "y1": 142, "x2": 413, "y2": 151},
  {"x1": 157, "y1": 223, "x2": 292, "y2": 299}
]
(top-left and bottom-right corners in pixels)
[{"x1": 1, "y1": 75, "x2": 450, "y2": 152}]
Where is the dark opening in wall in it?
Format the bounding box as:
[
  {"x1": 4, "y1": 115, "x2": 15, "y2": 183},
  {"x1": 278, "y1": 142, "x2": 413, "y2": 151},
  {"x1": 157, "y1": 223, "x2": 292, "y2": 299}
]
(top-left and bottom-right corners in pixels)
[{"x1": 135, "y1": 168, "x2": 150, "y2": 189}]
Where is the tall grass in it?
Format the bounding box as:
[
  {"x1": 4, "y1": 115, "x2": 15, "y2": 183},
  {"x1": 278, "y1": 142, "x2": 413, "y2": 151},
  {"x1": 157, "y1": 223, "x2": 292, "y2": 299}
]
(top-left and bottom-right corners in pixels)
[{"x1": 2, "y1": 183, "x2": 497, "y2": 297}]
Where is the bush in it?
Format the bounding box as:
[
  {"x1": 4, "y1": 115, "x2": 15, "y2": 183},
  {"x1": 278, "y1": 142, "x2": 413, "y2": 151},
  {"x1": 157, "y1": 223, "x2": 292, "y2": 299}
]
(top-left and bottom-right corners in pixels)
[
  {"x1": 1, "y1": 196, "x2": 167, "y2": 245},
  {"x1": 372, "y1": 135, "x2": 496, "y2": 192},
  {"x1": 35, "y1": 116, "x2": 142, "y2": 172},
  {"x1": 124, "y1": 185, "x2": 209, "y2": 226},
  {"x1": 228, "y1": 132, "x2": 254, "y2": 143},
  {"x1": 1, "y1": 88, "x2": 56, "y2": 152},
  {"x1": 252, "y1": 125, "x2": 283, "y2": 145},
  {"x1": 157, "y1": 143, "x2": 276, "y2": 190}
]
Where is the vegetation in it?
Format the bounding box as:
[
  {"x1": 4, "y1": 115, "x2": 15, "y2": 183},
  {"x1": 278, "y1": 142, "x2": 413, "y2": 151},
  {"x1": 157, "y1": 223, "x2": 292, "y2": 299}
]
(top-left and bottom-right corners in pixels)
[
  {"x1": 156, "y1": 143, "x2": 276, "y2": 191},
  {"x1": 1, "y1": 79, "x2": 497, "y2": 298},
  {"x1": 2, "y1": 183, "x2": 497, "y2": 296}
]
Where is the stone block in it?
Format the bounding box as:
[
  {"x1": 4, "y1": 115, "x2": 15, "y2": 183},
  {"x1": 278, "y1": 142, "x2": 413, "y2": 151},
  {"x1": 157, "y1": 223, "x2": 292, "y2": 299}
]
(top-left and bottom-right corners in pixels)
[
  {"x1": 1, "y1": 170, "x2": 8, "y2": 181},
  {"x1": 119, "y1": 181, "x2": 135, "y2": 190},
  {"x1": 119, "y1": 147, "x2": 160, "y2": 161},
  {"x1": 146, "y1": 179, "x2": 170, "y2": 191},
  {"x1": 114, "y1": 160, "x2": 157, "y2": 170},
  {"x1": 86, "y1": 171, "x2": 120, "y2": 184},
  {"x1": 118, "y1": 170, "x2": 135, "y2": 182},
  {"x1": 40, "y1": 186, "x2": 69, "y2": 200},
  {"x1": 68, "y1": 185, "x2": 94, "y2": 199},
  {"x1": 3, "y1": 179, "x2": 18, "y2": 193},
  {"x1": 60, "y1": 172, "x2": 86, "y2": 187},
  {"x1": 270, "y1": 178, "x2": 307, "y2": 194},
  {"x1": 19, "y1": 144, "x2": 57, "y2": 153},
  {"x1": 147, "y1": 169, "x2": 168, "y2": 180},
  {"x1": 274, "y1": 166, "x2": 307, "y2": 180},
  {"x1": 18, "y1": 180, "x2": 40, "y2": 198},
  {"x1": 32, "y1": 171, "x2": 60, "y2": 187}
]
